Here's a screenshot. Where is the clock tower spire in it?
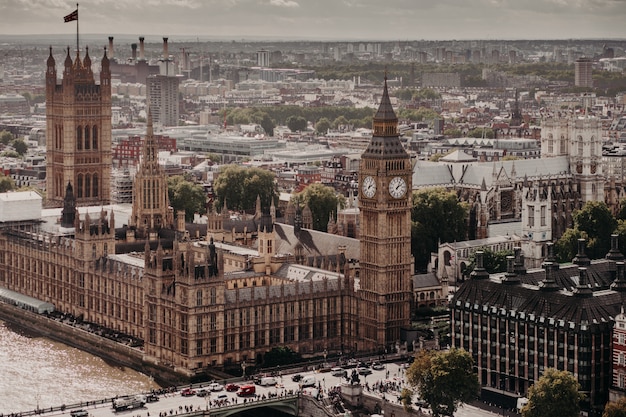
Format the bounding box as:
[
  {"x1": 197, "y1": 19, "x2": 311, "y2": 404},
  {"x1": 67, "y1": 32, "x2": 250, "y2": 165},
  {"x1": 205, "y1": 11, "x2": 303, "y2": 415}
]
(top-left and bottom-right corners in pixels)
[{"x1": 358, "y1": 77, "x2": 413, "y2": 351}]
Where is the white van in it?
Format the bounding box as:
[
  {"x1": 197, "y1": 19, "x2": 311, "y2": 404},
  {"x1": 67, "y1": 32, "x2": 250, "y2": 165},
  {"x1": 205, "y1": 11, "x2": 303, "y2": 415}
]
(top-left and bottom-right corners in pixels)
[
  {"x1": 259, "y1": 376, "x2": 277, "y2": 386},
  {"x1": 301, "y1": 375, "x2": 316, "y2": 388}
]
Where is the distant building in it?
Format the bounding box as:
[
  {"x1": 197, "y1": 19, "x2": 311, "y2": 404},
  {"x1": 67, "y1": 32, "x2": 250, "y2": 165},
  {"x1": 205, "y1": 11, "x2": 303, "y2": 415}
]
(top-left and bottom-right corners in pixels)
[
  {"x1": 422, "y1": 72, "x2": 461, "y2": 88},
  {"x1": 257, "y1": 50, "x2": 271, "y2": 68},
  {"x1": 575, "y1": 57, "x2": 593, "y2": 88},
  {"x1": 147, "y1": 74, "x2": 181, "y2": 127}
]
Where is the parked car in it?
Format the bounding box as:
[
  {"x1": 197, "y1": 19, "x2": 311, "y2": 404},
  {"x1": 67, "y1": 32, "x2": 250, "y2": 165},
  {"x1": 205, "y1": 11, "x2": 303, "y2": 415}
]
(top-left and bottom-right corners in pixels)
[
  {"x1": 225, "y1": 383, "x2": 239, "y2": 392},
  {"x1": 372, "y1": 362, "x2": 385, "y2": 370},
  {"x1": 70, "y1": 410, "x2": 88, "y2": 417},
  {"x1": 291, "y1": 374, "x2": 303, "y2": 382},
  {"x1": 331, "y1": 367, "x2": 347, "y2": 377},
  {"x1": 196, "y1": 389, "x2": 209, "y2": 397},
  {"x1": 181, "y1": 388, "x2": 196, "y2": 397}
]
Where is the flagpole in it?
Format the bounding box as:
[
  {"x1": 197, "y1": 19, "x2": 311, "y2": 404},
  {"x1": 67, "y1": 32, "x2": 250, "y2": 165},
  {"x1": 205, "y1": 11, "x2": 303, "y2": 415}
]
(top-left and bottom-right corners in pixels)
[{"x1": 76, "y1": 3, "x2": 79, "y2": 54}]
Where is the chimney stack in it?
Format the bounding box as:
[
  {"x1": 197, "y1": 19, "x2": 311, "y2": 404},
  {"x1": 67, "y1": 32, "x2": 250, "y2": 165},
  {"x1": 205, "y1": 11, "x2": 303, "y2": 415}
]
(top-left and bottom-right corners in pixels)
[
  {"x1": 108, "y1": 36, "x2": 114, "y2": 59},
  {"x1": 131, "y1": 43, "x2": 137, "y2": 61},
  {"x1": 162, "y1": 37, "x2": 169, "y2": 60},
  {"x1": 139, "y1": 37, "x2": 145, "y2": 60}
]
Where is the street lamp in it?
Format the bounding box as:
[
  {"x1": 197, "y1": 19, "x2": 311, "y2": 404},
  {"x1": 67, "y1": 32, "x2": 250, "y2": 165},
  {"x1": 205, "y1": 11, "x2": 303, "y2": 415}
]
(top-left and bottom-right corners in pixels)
[
  {"x1": 323, "y1": 348, "x2": 328, "y2": 369},
  {"x1": 241, "y1": 360, "x2": 247, "y2": 381}
]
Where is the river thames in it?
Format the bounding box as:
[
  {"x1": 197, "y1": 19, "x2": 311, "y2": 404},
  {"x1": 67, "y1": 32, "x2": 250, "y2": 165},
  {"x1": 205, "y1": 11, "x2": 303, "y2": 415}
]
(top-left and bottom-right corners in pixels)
[{"x1": 0, "y1": 320, "x2": 160, "y2": 414}]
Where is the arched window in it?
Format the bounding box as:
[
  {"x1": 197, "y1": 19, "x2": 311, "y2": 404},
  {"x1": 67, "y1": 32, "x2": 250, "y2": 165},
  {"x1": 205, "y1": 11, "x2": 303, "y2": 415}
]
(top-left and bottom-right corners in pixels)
[
  {"x1": 85, "y1": 174, "x2": 91, "y2": 197},
  {"x1": 196, "y1": 290, "x2": 203, "y2": 306},
  {"x1": 92, "y1": 174, "x2": 99, "y2": 197},
  {"x1": 77, "y1": 126, "x2": 82, "y2": 150},
  {"x1": 92, "y1": 126, "x2": 98, "y2": 149},
  {"x1": 84, "y1": 126, "x2": 90, "y2": 150},
  {"x1": 547, "y1": 133, "x2": 554, "y2": 154},
  {"x1": 590, "y1": 135, "x2": 595, "y2": 157},
  {"x1": 577, "y1": 135, "x2": 583, "y2": 156},
  {"x1": 77, "y1": 174, "x2": 83, "y2": 198}
]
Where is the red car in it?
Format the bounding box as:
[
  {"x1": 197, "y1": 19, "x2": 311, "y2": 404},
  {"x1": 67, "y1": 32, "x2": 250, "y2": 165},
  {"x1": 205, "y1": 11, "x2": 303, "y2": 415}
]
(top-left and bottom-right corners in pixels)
[
  {"x1": 225, "y1": 383, "x2": 239, "y2": 392},
  {"x1": 181, "y1": 388, "x2": 196, "y2": 397}
]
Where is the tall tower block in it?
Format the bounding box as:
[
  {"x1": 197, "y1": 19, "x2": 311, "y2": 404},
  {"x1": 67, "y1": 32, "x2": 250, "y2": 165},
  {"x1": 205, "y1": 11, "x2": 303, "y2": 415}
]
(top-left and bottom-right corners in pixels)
[
  {"x1": 358, "y1": 78, "x2": 413, "y2": 350},
  {"x1": 45, "y1": 46, "x2": 112, "y2": 207}
]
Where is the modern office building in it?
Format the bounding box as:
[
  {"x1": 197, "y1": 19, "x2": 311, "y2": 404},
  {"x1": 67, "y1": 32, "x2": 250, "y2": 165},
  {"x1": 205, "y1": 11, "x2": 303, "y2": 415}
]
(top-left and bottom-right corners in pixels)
[
  {"x1": 575, "y1": 57, "x2": 594, "y2": 88},
  {"x1": 147, "y1": 74, "x2": 181, "y2": 127}
]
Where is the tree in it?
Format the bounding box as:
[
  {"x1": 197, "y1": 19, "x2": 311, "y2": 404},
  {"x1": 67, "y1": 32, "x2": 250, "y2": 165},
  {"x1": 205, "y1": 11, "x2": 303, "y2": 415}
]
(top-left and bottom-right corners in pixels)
[
  {"x1": 556, "y1": 201, "x2": 617, "y2": 262},
  {"x1": 286, "y1": 115, "x2": 307, "y2": 133},
  {"x1": 573, "y1": 201, "x2": 617, "y2": 258},
  {"x1": 263, "y1": 346, "x2": 302, "y2": 367},
  {"x1": 406, "y1": 348, "x2": 479, "y2": 417},
  {"x1": 292, "y1": 183, "x2": 345, "y2": 232},
  {"x1": 0, "y1": 173, "x2": 15, "y2": 193},
  {"x1": 603, "y1": 397, "x2": 626, "y2": 417},
  {"x1": 521, "y1": 368, "x2": 584, "y2": 417},
  {"x1": 167, "y1": 175, "x2": 206, "y2": 222},
  {"x1": 465, "y1": 247, "x2": 513, "y2": 276},
  {"x1": 12, "y1": 138, "x2": 28, "y2": 155},
  {"x1": 0, "y1": 130, "x2": 13, "y2": 145},
  {"x1": 412, "y1": 188, "x2": 468, "y2": 270},
  {"x1": 443, "y1": 128, "x2": 462, "y2": 138},
  {"x1": 212, "y1": 165, "x2": 277, "y2": 212},
  {"x1": 315, "y1": 117, "x2": 331, "y2": 134}
]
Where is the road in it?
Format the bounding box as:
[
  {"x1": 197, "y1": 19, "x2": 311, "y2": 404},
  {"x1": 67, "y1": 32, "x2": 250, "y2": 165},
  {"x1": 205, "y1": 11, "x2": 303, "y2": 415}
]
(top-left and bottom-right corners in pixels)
[{"x1": 35, "y1": 361, "x2": 513, "y2": 417}]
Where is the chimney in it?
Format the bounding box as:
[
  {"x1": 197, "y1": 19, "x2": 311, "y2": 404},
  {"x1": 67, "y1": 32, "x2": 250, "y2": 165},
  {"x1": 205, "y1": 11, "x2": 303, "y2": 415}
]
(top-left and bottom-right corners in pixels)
[
  {"x1": 572, "y1": 238, "x2": 590, "y2": 266},
  {"x1": 502, "y1": 255, "x2": 520, "y2": 285},
  {"x1": 131, "y1": 43, "x2": 137, "y2": 61},
  {"x1": 469, "y1": 251, "x2": 490, "y2": 280},
  {"x1": 162, "y1": 37, "x2": 169, "y2": 60},
  {"x1": 611, "y1": 261, "x2": 626, "y2": 292},
  {"x1": 139, "y1": 37, "x2": 145, "y2": 60},
  {"x1": 573, "y1": 267, "x2": 593, "y2": 297},
  {"x1": 108, "y1": 36, "x2": 114, "y2": 59}
]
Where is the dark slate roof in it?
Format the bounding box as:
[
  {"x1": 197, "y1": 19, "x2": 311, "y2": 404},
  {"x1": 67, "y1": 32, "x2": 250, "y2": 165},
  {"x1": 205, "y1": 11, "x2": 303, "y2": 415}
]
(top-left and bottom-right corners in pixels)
[
  {"x1": 452, "y1": 259, "x2": 625, "y2": 331},
  {"x1": 373, "y1": 78, "x2": 397, "y2": 122},
  {"x1": 273, "y1": 223, "x2": 360, "y2": 265},
  {"x1": 412, "y1": 272, "x2": 442, "y2": 289}
]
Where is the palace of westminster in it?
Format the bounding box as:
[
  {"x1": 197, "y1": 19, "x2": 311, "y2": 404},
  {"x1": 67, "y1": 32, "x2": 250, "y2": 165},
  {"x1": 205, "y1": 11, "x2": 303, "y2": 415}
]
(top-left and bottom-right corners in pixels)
[{"x1": 2, "y1": 45, "x2": 626, "y2": 413}]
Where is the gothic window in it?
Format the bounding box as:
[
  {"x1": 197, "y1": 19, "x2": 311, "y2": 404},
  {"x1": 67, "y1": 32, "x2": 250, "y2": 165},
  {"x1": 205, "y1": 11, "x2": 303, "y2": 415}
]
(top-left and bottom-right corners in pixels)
[
  {"x1": 577, "y1": 136, "x2": 583, "y2": 156},
  {"x1": 84, "y1": 126, "x2": 90, "y2": 150},
  {"x1": 92, "y1": 126, "x2": 98, "y2": 149},
  {"x1": 196, "y1": 290, "x2": 203, "y2": 306},
  {"x1": 92, "y1": 174, "x2": 99, "y2": 197},
  {"x1": 560, "y1": 135, "x2": 566, "y2": 154},
  {"x1": 541, "y1": 206, "x2": 546, "y2": 227},
  {"x1": 77, "y1": 126, "x2": 82, "y2": 150},
  {"x1": 590, "y1": 135, "x2": 595, "y2": 157},
  {"x1": 77, "y1": 174, "x2": 83, "y2": 198},
  {"x1": 85, "y1": 174, "x2": 91, "y2": 197},
  {"x1": 528, "y1": 205, "x2": 535, "y2": 228},
  {"x1": 92, "y1": 243, "x2": 97, "y2": 259},
  {"x1": 547, "y1": 134, "x2": 554, "y2": 154},
  {"x1": 210, "y1": 287, "x2": 216, "y2": 304}
]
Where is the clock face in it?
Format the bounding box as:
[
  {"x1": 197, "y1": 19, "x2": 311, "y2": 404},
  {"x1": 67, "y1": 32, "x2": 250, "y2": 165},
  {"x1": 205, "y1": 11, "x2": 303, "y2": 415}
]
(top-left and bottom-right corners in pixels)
[
  {"x1": 389, "y1": 176, "x2": 407, "y2": 199},
  {"x1": 362, "y1": 176, "x2": 376, "y2": 198}
]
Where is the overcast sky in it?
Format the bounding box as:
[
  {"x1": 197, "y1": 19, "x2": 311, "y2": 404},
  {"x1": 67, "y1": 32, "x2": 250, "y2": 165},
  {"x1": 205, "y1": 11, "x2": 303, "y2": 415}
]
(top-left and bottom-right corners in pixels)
[{"x1": 1, "y1": 0, "x2": 625, "y2": 41}]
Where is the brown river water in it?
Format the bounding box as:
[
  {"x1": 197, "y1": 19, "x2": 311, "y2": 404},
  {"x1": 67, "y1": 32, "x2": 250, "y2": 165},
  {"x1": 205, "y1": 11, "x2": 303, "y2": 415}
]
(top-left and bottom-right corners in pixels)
[{"x1": 0, "y1": 320, "x2": 160, "y2": 414}]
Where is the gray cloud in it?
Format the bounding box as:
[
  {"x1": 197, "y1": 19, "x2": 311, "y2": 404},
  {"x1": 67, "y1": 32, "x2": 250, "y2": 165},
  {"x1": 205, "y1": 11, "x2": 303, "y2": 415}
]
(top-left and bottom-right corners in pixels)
[{"x1": 0, "y1": 0, "x2": 624, "y2": 39}]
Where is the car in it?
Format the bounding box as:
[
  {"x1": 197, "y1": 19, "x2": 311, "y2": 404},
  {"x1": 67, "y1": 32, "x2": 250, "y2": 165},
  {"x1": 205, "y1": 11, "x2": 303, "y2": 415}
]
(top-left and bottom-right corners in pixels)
[
  {"x1": 217, "y1": 393, "x2": 228, "y2": 400},
  {"x1": 181, "y1": 388, "x2": 196, "y2": 397},
  {"x1": 331, "y1": 367, "x2": 347, "y2": 377},
  {"x1": 70, "y1": 410, "x2": 89, "y2": 417},
  {"x1": 208, "y1": 382, "x2": 224, "y2": 392},
  {"x1": 344, "y1": 359, "x2": 358, "y2": 369},
  {"x1": 291, "y1": 374, "x2": 303, "y2": 382},
  {"x1": 357, "y1": 367, "x2": 372, "y2": 375},
  {"x1": 146, "y1": 393, "x2": 159, "y2": 402},
  {"x1": 196, "y1": 389, "x2": 209, "y2": 397},
  {"x1": 225, "y1": 383, "x2": 239, "y2": 392},
  {"x1": 372, "y1": 362, "x2": 385, "y2": 370}
]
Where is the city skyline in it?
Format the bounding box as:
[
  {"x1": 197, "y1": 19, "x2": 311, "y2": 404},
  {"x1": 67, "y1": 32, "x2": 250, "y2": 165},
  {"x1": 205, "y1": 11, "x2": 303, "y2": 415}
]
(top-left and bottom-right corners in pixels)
[{"x1": 0, "y1": 0, "x2": 625, "y2": 41}]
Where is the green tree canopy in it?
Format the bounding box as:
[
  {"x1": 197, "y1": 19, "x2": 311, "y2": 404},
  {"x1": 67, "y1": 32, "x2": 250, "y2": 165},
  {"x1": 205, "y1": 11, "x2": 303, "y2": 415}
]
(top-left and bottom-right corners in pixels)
[
  {"x1": 12, "y1": 138, "x2": 28, "y2": 155},
  {"x1": 465, "y1": 247, "x2": 514, "y2": 276},
  {"x1": 315, "y1": 117, "x2": 331, "y2": 134},
  {"x1": 467, "y1": 127, "x2": 494, "y2": 139},
  {"x1": 521, "y1": 368, "x2": 584, "y2": 417},
  {"x1": 167, "y1": 175, "x2": 206, "y2": 222},
  {"x1": 263, "y1": 346, "x2": 302, "y2": 367},
  {"x1": 0, "y1": 173, "x2": 16, "y2": 193},
  {"x1": 603, "y1": 397, "x2": 626, "y2": 417},
  {"x1": 556, "y1": 201, "x2": 617, "y2": 262},
  {"x1": 0, "y1": 130, "x2": 13, "y2": 145},
  {"x1": 291, "y1": 183, "x2": 345, "y2": 232},
  {"x1": 286, "y1": 115, "x2": 307, "y2": 132},
  {"x1": 412, "y1": 188, "x2": 468, "y2": 270},
  {"x1": 444, "y1": 128, "x2": 462, "y2": 138},
  {"x1": 213, "y1": 165, "x2": 277, "y2": 212},
  {"x1": 406, "y1": 348, "x2": 479, "y2": 417}
]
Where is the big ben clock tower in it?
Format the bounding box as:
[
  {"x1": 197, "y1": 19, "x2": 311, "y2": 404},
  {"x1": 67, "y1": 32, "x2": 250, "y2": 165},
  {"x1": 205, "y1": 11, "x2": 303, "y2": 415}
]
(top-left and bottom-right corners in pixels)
[{"x1": 358, "y1": 77, "x2": 412, "y2": 351}]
